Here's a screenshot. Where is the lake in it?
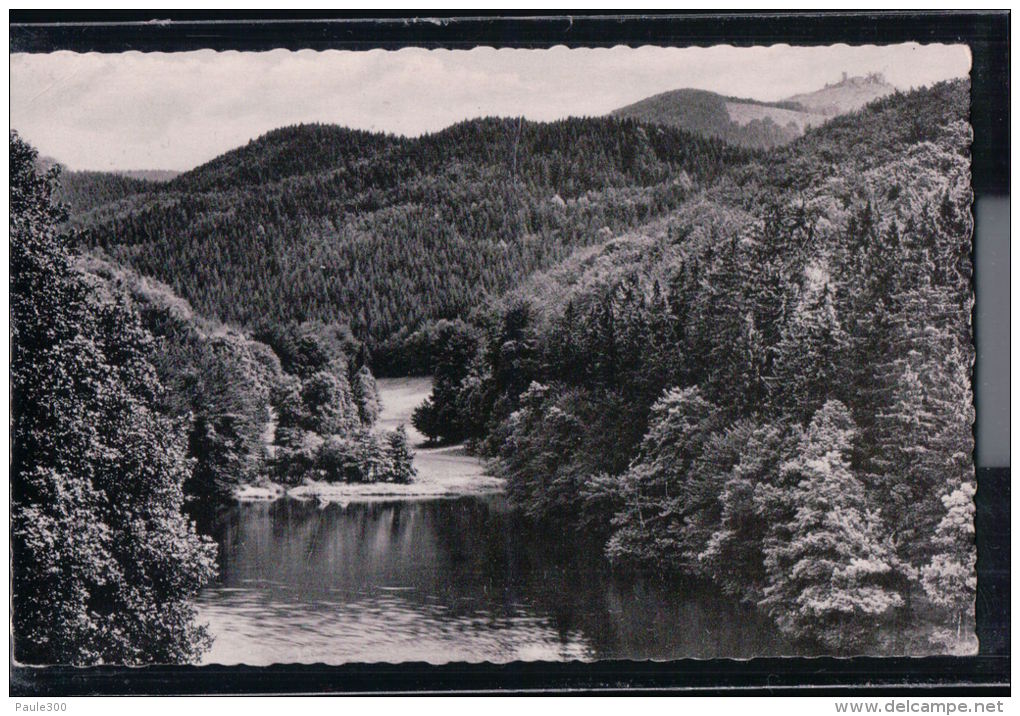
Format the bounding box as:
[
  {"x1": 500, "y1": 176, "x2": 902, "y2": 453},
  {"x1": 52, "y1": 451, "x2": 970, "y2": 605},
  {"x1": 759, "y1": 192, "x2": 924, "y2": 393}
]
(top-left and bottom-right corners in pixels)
[
  {"x1": 194, "y1": 376, "x2": 792, "y2": 664},
  {"x1": 195, "y1": 495, "x2": 793, "y2": 664}
]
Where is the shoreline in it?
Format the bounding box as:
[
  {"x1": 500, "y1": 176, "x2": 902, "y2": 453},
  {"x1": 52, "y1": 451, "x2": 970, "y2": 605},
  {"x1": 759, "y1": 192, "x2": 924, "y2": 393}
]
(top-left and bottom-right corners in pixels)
[
  {"x1": 236, "y1": 377, "x2": 505, "y2": 505},
  {"x1": 234, "y1": 470, "x2": 505, "y2": 505}
]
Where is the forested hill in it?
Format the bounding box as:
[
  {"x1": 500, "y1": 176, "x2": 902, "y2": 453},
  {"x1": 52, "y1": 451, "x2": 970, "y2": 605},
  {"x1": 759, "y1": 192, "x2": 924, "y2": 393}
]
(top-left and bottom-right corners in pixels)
[
  {"x1": 784, "y1": 72, "x2": 897, "y2": 116},
  {"x1": 610, "y1": 74, "x2": 897, "y2": 149},
  {"x1": 412, "y1": 80, "x2": 975, "y2": 653},
  {"x1": 168, "y1": 124, "x2": 404, "y2": 193},
  {"x1": 70, "y1": 117, "x2": 751, "y2": 360},
  {"x1": 611, "y1": 88, "x2": 824, "y2": 148},
  {"x1": 713, "y1": 80, "x2": 970, "y2": 207}
]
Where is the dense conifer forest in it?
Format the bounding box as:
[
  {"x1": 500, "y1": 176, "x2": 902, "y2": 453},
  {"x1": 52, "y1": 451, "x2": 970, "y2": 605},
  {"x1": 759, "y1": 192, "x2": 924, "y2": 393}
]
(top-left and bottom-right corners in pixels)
[
  {"x1": 69, "y1": 117, "x2": 750, "y2": 370},
  {"x1": 11, "y1": 77, "x2": 975, "y2": 662},
  {"x1": 412, "y1": 80, "x2": 976, "y2": 652},
  {"x1": 53, "y1": 169, "x2": 160, "y2": 216}
]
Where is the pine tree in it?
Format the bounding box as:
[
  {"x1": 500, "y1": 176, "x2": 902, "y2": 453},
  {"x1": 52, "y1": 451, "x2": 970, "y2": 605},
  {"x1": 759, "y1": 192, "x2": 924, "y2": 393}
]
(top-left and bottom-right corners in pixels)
[
  {"x1": 761, "y1": 401, "x2": 904, "y2": 651},
  {"x1": 701, "y1": 421, "x2": 792, "y2": 602},
  {"x1": 352, "y1": 364, "x2": 381, "y2": 426},
  {"x1": 606, "y1": 386, "x2": 721, "y2": 568},
  {"x1": 690, "y1": 236, "x2": 757, "y2": 411},
  {"x1": 411, "y1": 396, "x2": 442, "y2": 444},
  {"x1": 868, "y1": 246, "x2": 973, "y2": 569},
  {"x1": 771, "y1": 277, "x2": 849, "y2": 422},
  {"x1": 921, "y1": 481, "x2": 977, "y2": 649},
  {"x1": 385, "y1": 426, "x2": 417, "y2": 484}
]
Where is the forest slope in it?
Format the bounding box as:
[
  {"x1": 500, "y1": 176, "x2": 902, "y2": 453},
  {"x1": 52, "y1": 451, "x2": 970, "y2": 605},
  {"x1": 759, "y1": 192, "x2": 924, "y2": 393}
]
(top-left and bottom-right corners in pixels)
[
  {"x1": 71, "y1": 117, "x2": 750, "y2": 367},
  {"x1": 415, "y1": 80, "x2": 975, "y2": 654},
  {"x1": 52, "y1": 169, "x2": 158, "y2": 216}
]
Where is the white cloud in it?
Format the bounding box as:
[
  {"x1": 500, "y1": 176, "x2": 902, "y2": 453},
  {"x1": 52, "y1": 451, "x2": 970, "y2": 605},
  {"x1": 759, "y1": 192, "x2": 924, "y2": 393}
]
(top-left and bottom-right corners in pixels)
[{"x1": 10, "y1": 43, "x2": 971, "y2": 171}]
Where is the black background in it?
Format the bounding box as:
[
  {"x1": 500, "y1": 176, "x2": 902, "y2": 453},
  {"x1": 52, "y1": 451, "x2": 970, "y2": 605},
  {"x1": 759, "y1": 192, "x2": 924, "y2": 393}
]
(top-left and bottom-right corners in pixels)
[{"x1": 8, "y1": 10, "x2": 1010, "y2": 696}]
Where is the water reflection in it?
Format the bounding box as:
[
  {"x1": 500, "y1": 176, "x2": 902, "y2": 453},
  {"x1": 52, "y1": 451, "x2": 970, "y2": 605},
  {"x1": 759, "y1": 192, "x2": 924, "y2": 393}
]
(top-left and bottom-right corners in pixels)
[{"x1": 196, "y1": 496, "x2": 791, "y2": 664}]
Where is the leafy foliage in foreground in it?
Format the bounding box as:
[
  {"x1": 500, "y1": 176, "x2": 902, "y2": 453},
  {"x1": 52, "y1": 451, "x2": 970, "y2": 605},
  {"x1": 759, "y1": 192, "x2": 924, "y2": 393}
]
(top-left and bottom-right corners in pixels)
[
  {"x1": 416, "y1": 81, "x2": 976, "y2": 653},
  {"x1": 11, "y1": 132, "x2": 217, "y2": 665},
  {"x1": 13, "y1": 132, "x2": 420, "y2": 662}
]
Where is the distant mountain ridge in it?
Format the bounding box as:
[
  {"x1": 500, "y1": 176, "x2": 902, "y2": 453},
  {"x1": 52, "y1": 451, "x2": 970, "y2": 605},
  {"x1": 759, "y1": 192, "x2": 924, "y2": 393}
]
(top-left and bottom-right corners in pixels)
[
  {"x1": 610, "y1": 73, "x2": 897, "y2": 148},
  {"x1": 116, "y1": 169, "x2": 181, "y2": 182},
  {"x1": 35, "y1": 155, "x2": 179, "y2": 183},
  {"x1": 30, "y1": 155, "x2": 182, "y2": 215},
  {"x1": 785, "y1": 72, "x2": 898, "y2": 116},
  {"x1": 52, "y1": 170, "x2": 159, "y2": 216}
]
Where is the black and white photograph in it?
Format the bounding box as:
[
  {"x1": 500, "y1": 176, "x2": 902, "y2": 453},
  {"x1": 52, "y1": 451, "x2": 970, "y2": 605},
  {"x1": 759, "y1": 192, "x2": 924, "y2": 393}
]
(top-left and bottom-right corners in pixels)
[{"x1": 9, "y1": 15, "x2": 996, "y2": 687}]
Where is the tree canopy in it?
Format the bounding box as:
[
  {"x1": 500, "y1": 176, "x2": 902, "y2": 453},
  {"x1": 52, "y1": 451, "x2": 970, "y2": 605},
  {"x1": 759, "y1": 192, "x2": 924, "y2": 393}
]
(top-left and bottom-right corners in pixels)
[{"x1": 11, "y1": 131, "x2": 218, "y2": 665}]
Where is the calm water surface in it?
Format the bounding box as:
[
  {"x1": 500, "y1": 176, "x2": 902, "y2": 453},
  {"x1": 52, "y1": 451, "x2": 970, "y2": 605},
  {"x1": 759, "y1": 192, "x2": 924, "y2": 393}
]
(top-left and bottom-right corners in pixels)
[{"x1": 196, "y1": 495, "x2": 791, "y2": 664}]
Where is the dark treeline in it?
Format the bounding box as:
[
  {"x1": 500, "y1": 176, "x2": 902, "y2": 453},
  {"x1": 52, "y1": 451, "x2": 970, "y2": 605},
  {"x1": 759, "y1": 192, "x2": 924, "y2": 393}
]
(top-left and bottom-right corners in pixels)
[
  {"x1": 69, "y1": 117, "x2": 752, "y2": 370},
  {"x1": 52, "y1": 169, "x2": 160, "y2": 216},
  {"x1": 412, "y1": 80, "x2": 976, "y2": 653}
]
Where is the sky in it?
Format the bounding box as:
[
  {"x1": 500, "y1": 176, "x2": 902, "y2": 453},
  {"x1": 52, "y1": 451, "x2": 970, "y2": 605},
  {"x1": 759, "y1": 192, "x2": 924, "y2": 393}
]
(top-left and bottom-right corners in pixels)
[{"x1": 10, "y1": 43, "x2": 971, "y2": 172}]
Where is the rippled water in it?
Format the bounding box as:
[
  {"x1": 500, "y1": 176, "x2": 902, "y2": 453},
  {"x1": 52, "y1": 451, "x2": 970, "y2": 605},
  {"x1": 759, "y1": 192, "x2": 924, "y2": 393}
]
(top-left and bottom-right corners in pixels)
[{"x1": 196, "y1": 496, "x2": 791, "y2": 664}]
